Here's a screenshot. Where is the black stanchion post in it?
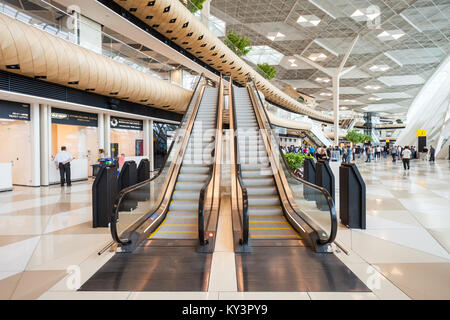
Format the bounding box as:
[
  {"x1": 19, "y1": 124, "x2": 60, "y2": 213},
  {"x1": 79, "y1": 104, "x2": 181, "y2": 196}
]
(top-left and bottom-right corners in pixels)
[
  {"x1": 118, "y1": 161, "x2": 138, "y2": 211},
  {"x1": 137, "y1": 158, "x2": 150, "y2": 182},
  {"x1": 339, "y1": 163, "x2": 366, "y2": 229},
  {"x1": 92, "y1": 165, "x2": 118, "y2": 228},
  {"x1": 303, "y1": 158, "x2": 316, "y2": 200},
  {"x1": 315, "y1": 159, "x2": 335, "y2": 211}
]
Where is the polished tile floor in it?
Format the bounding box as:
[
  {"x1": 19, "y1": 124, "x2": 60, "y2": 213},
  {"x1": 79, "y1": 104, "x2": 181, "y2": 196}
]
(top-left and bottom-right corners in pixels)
[{"x1": 0, "y1": 158, "x2": 449, "y2": 300}]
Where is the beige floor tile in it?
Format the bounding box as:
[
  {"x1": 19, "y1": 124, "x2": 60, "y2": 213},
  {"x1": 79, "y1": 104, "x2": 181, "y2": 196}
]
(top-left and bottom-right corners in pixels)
[
  {"x1": 208, "y1": 252, "x2": 237, "y2": 292},
  {"x1": 26, "y1": 234, "x2": 111, "y2": 271},
  {"x1": 129, "y1": 292, "x2": 219, "y2": 300},
  {"x1": 427, "y1": 228, "x2": 450, "y2": 254},
  {"x1": 38, "y1": 291, "x2": 131, "y2": 300},
  {"x1": 10, "y1": 270, "x2": 67, "y2": 300},
  {"x1": 0, "y1": 272, "x2": 23, "y2": 299},
  {"x1": 351, "y1": 231, "x2": 450, "y2": 264},
  {"x1": 376, "y1": 262, "x2": 450, "y2": 300},
  {"x1": 219, "y1": 292, "x2": 310, "y2": 300},
  {"x1": 366, "y1": 198, "x2": 406, "y2": 211},
  {"x1": 308, "y1": 292, "x2": 379, "y2": 300},
  {"x1": 0, "y1": 235, "x2": 37, "y2": 247}
]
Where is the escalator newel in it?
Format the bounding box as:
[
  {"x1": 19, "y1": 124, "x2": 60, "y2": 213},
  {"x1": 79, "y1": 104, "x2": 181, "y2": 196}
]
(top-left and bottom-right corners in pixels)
[
  {"x1": 303, "y1": 158, "x2": 316, "y2": 201},
  {"x1": 92, "y1": 165, "x2": 118, "y2": 228},
  {"x1": 339, "y1": 163, "x2": 366, "y2": 229},
  {"x1": 315, "y1": 159, "x2": 335, "y2": 210}
]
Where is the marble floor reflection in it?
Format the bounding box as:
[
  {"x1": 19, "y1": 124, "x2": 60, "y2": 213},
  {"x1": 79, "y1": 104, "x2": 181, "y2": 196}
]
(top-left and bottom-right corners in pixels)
[{"x1": 0, "y1": 159, "x2": 449, "y2": 300}]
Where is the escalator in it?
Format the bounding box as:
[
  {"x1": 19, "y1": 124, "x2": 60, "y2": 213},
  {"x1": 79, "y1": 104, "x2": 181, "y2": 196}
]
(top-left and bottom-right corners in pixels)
[
  {"x1": 80, "y1": 74, "x2": 223, "y2": 291},
  {"x1": 230, "y1": 79, "x2": 369, "y2": 292},
  {"x1": 234, "y1": 87, "x2": 299, "y2": 240}
]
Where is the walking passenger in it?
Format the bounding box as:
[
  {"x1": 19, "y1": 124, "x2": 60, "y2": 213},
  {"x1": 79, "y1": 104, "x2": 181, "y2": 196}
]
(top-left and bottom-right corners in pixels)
[{"x1": 401, "y1": 146, "x2": 411, "y2": 170}]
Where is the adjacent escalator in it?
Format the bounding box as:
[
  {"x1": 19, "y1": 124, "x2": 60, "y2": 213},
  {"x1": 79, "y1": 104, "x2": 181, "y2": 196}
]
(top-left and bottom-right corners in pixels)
[{"x1": 80, "y1": 75, "x2": 223, "y2": 291}]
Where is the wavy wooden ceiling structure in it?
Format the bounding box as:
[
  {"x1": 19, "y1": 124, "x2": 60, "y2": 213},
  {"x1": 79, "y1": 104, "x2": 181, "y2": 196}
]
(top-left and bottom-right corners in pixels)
[
  {"x1": 0, "y1": 13, "x2": 192, "y2": 113},
  {"x1": 113, "y1": 0, "x2": 333, "y2": 122}
]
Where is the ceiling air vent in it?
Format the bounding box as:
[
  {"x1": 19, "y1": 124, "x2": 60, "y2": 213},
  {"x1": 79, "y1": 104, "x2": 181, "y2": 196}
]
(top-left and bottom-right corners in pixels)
[
  {"x1": 169, "y1": 18, "x2": 176, "y2": 23},
  {"x1": 6, "y1": 64, "x2": 20, "y2": 69},
  {"x1": 147, "y1": 1, "x2": 155, "y2": 6},
  {"x1": 68, "y1": 81, "x2": 78, "y2": 85},
  {"x1": 182, "y1": 22, "x2": 189, "y2": 28},
  {"x1": 163, "y1": 6, "x2": 170, "y2": 13},
  {"x1": 145, "y1": 16, "x2": 153, "y2": 19},
  {"x1": 129, "y1": 8, "x2": 137, "y2": 12}
]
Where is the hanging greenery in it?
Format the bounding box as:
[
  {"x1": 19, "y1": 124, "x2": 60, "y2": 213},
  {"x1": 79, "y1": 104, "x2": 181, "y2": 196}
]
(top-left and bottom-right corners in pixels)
[
  {"x1": 180, "y1": 0, "x2": 207, "y2": 13},
  {"x1": 224, "y1": 31, "x2": 252, "y2": 57},
  {"x1": 257, "y1": 63, "x2": 277, "y2": 80}
]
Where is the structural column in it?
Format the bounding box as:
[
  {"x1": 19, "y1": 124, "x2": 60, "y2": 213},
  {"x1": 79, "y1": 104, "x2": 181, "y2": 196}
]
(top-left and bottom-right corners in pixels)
[
  {"x1": 332, "y1": 76, "x2": 340, "y2": 146},
  {"x1": 98, "y1": 113, "x2": 104, "y2": 150},
  {"x1": 39, "y1": 104, "x2": 51, "y2": 186},
  {"x1": 104, "y1": 114, "x2": 111, "y2": 157},
  {"x1": 201, "y1": 0, "x2": 211, "y2": 27},
  {"x1": 30, "y1": 103, "x2": 40, "y2": 186},
  {"x1": 149, "y1": 120, "x2": 154, "y2": 171}
]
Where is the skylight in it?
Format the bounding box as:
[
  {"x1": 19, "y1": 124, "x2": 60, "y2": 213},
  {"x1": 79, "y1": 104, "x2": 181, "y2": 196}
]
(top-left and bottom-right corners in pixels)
[
  {"x1": 309, "y1": 53, "x2": 327, "y2": 61},
  {"x1": 377, "y1": 30, "x2": 405, "y2": 41},
  {"x1": 244, "y1": 45, "x2": 284, "y2": 65},
  {"x1": 351, "y1": 8, "x2": 380, "y2": 22},
  {"x1": 297, "y1": 15, "x2": 321, "y2": 27},
  {"x1": 369, "y1": 65, "x2": 390, "y2": 72},
  {"x1": 267, "y1": 32, "x2": 285, "y2": 41},
  {"x1": 315, "y1": 77, "x2": 330, "y2": 83}
]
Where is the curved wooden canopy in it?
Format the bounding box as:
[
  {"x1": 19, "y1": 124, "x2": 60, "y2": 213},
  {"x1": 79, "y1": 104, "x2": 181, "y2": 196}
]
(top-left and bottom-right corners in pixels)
[
  {"x1": 113, "y1": 0, "x2": 333, "y2": 122},
  {"x1": 0, "y1": 13, "x2": 192, "y2": 112}
]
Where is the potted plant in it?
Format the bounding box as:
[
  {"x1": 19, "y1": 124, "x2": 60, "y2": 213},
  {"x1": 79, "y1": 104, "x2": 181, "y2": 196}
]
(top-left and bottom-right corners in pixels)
[
  {"x1": 224, "y1": 31, "x2": 252, "y2": 57},
  {"x1": 257, "y1": 63, "x2": 277, "y2": 80}
]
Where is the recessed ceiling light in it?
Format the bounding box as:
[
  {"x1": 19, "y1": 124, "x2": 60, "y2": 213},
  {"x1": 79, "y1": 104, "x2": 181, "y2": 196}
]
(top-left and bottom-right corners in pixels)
[
  {"x1": 315, "y1": 77, "x2": 330, "y2": 83},
  {"x1": 351, "y1": 8, "x2": 380, "y2": 21},
  {"x1": 344, "y1": 99, "x2": 357, "y2": 103},
  {"x1": 291, "y1": 63, "x2": 298, "y2": 67},
  {"x1": 267, "y1": 32, "x2": 285, "y2": 41},
  {"x1": 309, "y1": 53, "x2": 327, "y2": 61},
  {"x1": 365, "y1": 85, "x2": 381, "y2": 90},
  {"x1": 340, "y1": 106, "x2": 349, "y2": 110},
  {"x1": 369, "y1": 65, "x2": 390, "y2": 72},
  {"x1": 297, "y1": 15, "x2": 321, "y2": 27},
  {"x1": 288, "y1": 58, "x2": 296, "y2": 63},
  {"x1": 377, "y1": 30, "x2": 405, "y2": 41},
  {"x1": 320, "y1": 92, "x2": 332, "y2": 96},
  {"x1": 369, "y1": 97, "x2": 382, "y2": 101}
]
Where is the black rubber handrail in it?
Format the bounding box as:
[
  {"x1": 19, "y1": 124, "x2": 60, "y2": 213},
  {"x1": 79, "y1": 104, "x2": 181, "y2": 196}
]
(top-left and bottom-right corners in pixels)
[
  {"x1": 110, "y1": 74, "x2": 205, "y2": 246},
  {"x1": 230, "y1": 82, "x2": 249, "y2": 246},
  {"x1": 198, "y1": 75, "x2": 223, "y2": 245},
  {"x1": 247, "y1": 78, "x2": 337, "y2": 245}
]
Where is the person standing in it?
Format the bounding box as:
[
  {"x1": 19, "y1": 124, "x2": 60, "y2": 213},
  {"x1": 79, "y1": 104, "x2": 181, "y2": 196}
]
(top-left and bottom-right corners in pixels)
[
  {"x1": 401, "y1": 146, "x2": 412, "y2": 170},
  {"x1": 422, "y1": 146, "x2": 428, "y2": 161},
  {"x1": 429, "y1": 145, "x2": 435, "y2": 162},
  {"x1": 392, "y1": 146, "x2": 397, "y2": 162},
  {"x1": 54, "y1": 146, "x2": 73, "y2": 186}
]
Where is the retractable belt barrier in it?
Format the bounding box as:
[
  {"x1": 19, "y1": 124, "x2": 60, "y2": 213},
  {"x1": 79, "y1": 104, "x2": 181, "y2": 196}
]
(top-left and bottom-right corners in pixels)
[
  {"x1": 339, "y1": 163, "x2": 366, "y2": 229},
  {"x1": 92, "y1": 165, "x2": 118, "y2": 228},
  {"x1": 92, "y1": 160, "x2": 151, "y2": 227}
]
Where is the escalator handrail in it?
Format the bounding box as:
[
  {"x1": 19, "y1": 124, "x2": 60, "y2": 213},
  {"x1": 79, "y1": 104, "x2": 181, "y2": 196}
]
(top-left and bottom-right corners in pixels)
[
  {"x1": 198, "y1": 75, "x2": 223, "y2": 245},
  {"x1": 110, "y1": 74, "x2": 205, "y2": 246},
  {"x1": 247, "y1": 78, "x2": 337, "y2": 245},
  {"x1": 230, "y1": 82, "x2": 249, "y2": 245}
]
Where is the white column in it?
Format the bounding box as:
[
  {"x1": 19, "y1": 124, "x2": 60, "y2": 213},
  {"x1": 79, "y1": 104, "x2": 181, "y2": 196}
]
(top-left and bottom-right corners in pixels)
[
  {"x1": 30, "y1": 103, "x2": 40, "y2": 186},
  {"x1": 143, "y1": 119, "x2": 150, "y2": 157},
  {"x1": 39, "y1": 104, "x2": 50, "y2": 186},
  {"x1": 149, "y1": 119, "x2": 154, "y2": 171},
  {"x1": 104, "y1": 114, "x2": 111, "y2": 157},
  {"x1": 98, "y1": 113, "x2": 104, "y2": 150},
  {"x1": 333, "y1": 75, "x2": 340, "y2": 146}
]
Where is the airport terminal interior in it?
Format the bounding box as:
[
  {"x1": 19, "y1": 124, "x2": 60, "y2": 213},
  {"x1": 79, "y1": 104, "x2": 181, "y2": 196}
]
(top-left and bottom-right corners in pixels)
[{"x1": 0, "y1": 0, "x2": 449, "y2": 302}]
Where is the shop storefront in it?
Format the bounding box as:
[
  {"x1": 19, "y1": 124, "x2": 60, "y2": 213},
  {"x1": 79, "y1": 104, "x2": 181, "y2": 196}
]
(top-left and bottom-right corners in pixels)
[
  {"x1": 50, "y1": 108, "x2": 99, "y2": 183},
  {"x1": 110, "y1": 116, "x2": 144, "y2": 159},
  {"x1": 0, "y1": 100, "x2": 32, "y2": 187}
]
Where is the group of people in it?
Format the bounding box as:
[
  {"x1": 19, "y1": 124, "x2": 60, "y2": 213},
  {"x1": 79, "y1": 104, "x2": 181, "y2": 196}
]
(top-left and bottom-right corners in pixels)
[{"x1": 282, "y1": 143, "x2": 437, "y2": 171}]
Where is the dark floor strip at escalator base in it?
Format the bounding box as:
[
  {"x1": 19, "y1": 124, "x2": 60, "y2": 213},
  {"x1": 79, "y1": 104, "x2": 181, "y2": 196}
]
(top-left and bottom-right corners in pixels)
[
  {"x1": 79, "y1": 243, "x2": 212, "y2": 292},
  {"x1": 236, "y1": 246, "x2": 370, "y2": 292}
]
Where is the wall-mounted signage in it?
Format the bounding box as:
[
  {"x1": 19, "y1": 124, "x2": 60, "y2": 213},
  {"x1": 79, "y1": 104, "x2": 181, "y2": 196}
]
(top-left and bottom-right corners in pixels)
[
  {"x1": 0, "y1": 100, "x2": 30, "y2": 121},
  {"x1": 51, "y1": 108, "x2": 98, "y2": 127},
  {"x1": 110, "y1": 116, "x2": 143, "y2": 131},
  {"x1": 416, "y1": 129, "x2": 427, "y2": 137}
]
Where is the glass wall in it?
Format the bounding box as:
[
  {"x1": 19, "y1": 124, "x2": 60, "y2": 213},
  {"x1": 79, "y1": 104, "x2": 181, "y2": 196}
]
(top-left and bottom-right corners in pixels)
[
  {"x1": 51, "y1": 124, "x2": 98, "y2": 167},
  {"x1": 110, "y1": 129, "x2": 144, "y2": 158}
]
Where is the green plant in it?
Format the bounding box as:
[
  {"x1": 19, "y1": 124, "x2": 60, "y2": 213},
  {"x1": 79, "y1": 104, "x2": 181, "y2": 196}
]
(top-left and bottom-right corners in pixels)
[
  {"x1": 180, "y1": 0, "x2": 207, "y2": 13},
  {"x1": 257, "y1": 63, "x2": 277, "y2": 80},
  {"x1": 225, "y1": 31, "x2": 252, "y2": 56},
  {"x1": 345, "y1": 129, "x2": 373, "y2": 144},
  {"x1": 396, "y1": 119, "x2": 403, "y2": 123},
  {"x1": 284, "y1": 153, "x2": 313, "y2": 172}
]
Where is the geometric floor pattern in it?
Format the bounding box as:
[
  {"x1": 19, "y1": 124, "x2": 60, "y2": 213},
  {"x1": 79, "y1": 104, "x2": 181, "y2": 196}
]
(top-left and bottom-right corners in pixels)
[{"x1": 0, "y1": 159, "x2": 449, "y2": 299}]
